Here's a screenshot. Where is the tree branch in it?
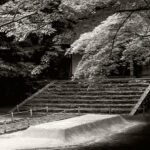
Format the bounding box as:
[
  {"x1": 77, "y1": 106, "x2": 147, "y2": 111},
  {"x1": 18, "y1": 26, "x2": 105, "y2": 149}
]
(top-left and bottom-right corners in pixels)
[
  {"x1": 142, "y1": 0, "x2": 150, "y2": 21},
  {"x1": 116, "y1": 7, "x2": 150, "y2": 13},
  {"x1": 0, "y1": 11, "x2": 37, "y2": 29},
  {"x1": 109, "y1": 12, "x2": 133, "y2": 58},
  {"x1": 135, "y1": 33, "x2": 150, "y2": 38},
  {"x1": 11, "y1": 1, "x2": 27, "y2": 22}
]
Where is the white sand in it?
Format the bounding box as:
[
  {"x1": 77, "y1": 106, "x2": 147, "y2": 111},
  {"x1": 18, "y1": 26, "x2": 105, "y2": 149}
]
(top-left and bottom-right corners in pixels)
[{"x1": 0, "y1": 114, "x2": 141, "y2": 150}]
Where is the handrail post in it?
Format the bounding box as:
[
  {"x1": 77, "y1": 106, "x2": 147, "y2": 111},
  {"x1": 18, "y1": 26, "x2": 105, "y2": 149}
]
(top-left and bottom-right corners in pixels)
[
  {"x1": 27, "y1": 118, "x2": 30, "y2": 127},
  {"x1": 109, "y1": 107, "x2": 111, "y2": 114},
  {"x1": 30, "y1": 108, "x2": 33, "y2": 117},
  {"x1": 16, "y1": 105, "x2": 19, "y2": 112},
  {"x1": 3, "y1": 121, "x2": 7, "y2": 133},
  {"x1": 11, "y1": 112, "x2": 14, "y2": 122},
  {"x1": 46, "y1": 106, "x2": 49, "y2": 114},
  {"x1": 78, "y1": 106, "x2": 80, "y2": 114}
]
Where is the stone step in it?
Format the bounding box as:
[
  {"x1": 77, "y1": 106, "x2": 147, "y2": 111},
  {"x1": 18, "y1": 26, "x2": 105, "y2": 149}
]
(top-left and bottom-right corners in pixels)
[
  {"x1": 24, "y1": 103, "x2": 134, "y2": 109},
  {"x1": 13, "y1": 78, "x2": 150, "y2": 115},
  {"x1": 47, "y1": 87, "x2": 146, "y2": 92},
  {"x1": 99, "y1": 79, "x2": 150, "y2": 84},
  {"x1": 57, "y1": 79, "x2": 150, "y2": 85},
  {"x1": 61, "y1": 78, "x2": 150, "y2": 82},
  {"x1": 54, "y1": 82, "x2": 149, "y2": 87},
  {"x1": 30, "y1": 98, "x2": 138, "y2": 104},
  {"x1": 35, "y1": 95, "x2": 141, "y2": 99},
  {"x1": 48, "y1": 85, "x2": 148, "y2": 90},
  {"x1": 19, "y1": 107, "x2": 131, "y2": 114},
  {"x1": 46, "y1": 91, "x2": 143, "y2": 95}
]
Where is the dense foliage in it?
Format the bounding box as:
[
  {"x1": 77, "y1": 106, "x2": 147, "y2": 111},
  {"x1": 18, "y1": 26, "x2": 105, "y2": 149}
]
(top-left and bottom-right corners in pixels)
[
  {"x1": 0, "y1": 0, "x2": 67, "y2": 78},
  {"x1": 68, "y1": 0, "x2": 150, "y2": 80},
  {"x1": 1, "y1": 0, "x2": 150, "y2": 106},
  {"x1": 1, "y1": 0, "x2": 150, "y2": 80},
  {"x1": 0, "y1": 0, "x2": 116, "y2": 78}
]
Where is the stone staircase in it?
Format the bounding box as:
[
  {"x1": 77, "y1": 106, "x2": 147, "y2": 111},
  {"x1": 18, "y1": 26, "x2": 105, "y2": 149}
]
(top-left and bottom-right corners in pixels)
[{"x1": 12, "y1": 78, "x2": 150, "y2": 115}]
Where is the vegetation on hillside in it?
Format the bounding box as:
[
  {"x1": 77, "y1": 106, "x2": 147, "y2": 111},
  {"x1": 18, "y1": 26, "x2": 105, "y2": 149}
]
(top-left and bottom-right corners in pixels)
[
  {"x1": 0, "y1": 0, "x2": 150, "y2": 80},
  {"x1": 1, "y1": 0, "x2": 150, "y2": 106},
  {"x1": 0, "y1": 0, "x2": 115, "y2": 78},
  {"x1": 68, "y1": 0, "x2": 150, "y2": 80}
]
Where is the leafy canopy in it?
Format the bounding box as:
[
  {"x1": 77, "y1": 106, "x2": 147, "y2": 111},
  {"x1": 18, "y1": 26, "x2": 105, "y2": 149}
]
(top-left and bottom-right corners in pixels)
[
  {"x1": 1, "y1": 0, "x2": 150, "y2": 79},
  {"x1": 68, "y1": 6, "x2": 150, "y2": 80}
]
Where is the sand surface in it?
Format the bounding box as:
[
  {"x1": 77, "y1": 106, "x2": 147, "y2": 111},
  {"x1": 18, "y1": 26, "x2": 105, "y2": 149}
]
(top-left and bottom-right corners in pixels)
[{"x1": 0, "y1": 114, "x2": 141, "y2": 150}]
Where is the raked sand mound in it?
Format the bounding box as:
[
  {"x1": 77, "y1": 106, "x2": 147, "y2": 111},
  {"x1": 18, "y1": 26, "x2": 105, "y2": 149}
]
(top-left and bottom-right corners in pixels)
[{"x1": 0, "y1": 114, "x2": 141, "y2": 150}]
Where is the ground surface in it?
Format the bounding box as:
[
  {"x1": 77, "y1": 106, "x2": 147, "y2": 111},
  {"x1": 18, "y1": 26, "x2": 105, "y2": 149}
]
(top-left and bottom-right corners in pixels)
[
  {"x1": 20, "y1": 114, "x2": 150, "y2": 150},
  {"x1": 0, "y1": 113, "x2": 80, "y2": 134},
  {"x1": 55, "y1": 114, "x2": 150, "y2": 150},
  {"x1": 0, "y1": 113, "x2": 150, "y2": 150},
  {"x1": 0, "y1": 114, "x2": 140, "y2": 150}
]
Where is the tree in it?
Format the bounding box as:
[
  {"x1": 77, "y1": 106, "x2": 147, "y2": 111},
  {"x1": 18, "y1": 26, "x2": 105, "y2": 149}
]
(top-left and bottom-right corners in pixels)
[
  {"x1": 0, "y1": 0, "x2": 65, "y2": 78},
  {"x1": 67, "y1": 0, "x2": 150, "y2": 80},
  {"x1": 1, "y1": 0, "x2": 150, "y2": 79},
  {"x1": 0, "y1": 0, "x2": 116, "y2": 78},
  {"x1": 1, "y1": 0, "x2": 150, "y2": 105}
]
